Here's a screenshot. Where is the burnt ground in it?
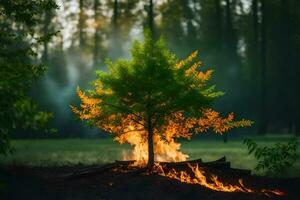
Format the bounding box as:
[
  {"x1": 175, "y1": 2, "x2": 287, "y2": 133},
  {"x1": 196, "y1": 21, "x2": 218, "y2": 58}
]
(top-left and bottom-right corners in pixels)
[{"x1": 0, "y1": 165, "x2": 299, "y2": 200}]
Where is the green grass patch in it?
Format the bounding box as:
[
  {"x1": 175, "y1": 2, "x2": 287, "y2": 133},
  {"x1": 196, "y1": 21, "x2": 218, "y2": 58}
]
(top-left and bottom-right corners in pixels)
[{"x1": 0, "y1": 137, "x2": 299, "y2": 177}]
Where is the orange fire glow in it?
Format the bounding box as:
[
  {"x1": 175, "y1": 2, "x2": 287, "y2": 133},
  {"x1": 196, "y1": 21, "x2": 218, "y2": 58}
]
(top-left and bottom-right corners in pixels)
[
  {"x1": 115, "y1": 126, "x2": 284, "y2": 197},
  {"x1": 153, "y1": 163, "x2": 284, "y2": 197},
  {"x1": 118, "y1": 126, "x2": 189, "y2": 166}
]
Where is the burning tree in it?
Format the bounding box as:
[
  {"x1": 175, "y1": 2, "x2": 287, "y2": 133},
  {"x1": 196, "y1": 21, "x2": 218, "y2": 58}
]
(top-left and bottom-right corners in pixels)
[{"x1": 71, "y1": 32, "x2": 252, "y2": 168}]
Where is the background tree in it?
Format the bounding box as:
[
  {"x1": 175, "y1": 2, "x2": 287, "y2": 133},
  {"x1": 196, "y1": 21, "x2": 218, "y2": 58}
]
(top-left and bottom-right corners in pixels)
[
  {"x1": 158, "y1": 0, "x2": 185, "y2": 54},
  {"x1": 72, "y1": 32, "x2": 252, "y2": 167},
  {"x1": 257, "y1": 0, "x2": 268, "y2": 135},
  {"x1": 93, "y1": 0, "x2": 101, "y2": 66},
  {"x1": 78, "y1": 0, "x2": 87, "y2": 48},
  {"x1": 0, "y1": 0, "x2": 58, "y2": 154}
]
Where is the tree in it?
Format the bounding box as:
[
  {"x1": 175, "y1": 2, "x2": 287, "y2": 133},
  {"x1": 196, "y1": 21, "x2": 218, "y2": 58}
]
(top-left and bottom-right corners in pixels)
[
  {"x1": 290, "y1": 0, "x2": 300, "y2": 135},
  {"x1": 72, "y1": 31, "x2": 252, "y2": 168},
  {"x1": 93, "y1": 0, "x2": 101, "y2": 66},
  {"x1": 42, "y1": 9, "x2": 55, "y2": 63},
  {"x1": 108, "y1": 0, "x2": 122, "y2": 60},
  {"x1": 148, "y1": 0, "x2": 154, "y2": 33},
  {"x1": 0, "y1": 0, "x2": 57, "y2": 154},
  {"x1": 279, "y1": 0, "x2": 293, "y2": 133},
  {"x1": 108, "y1": 0, "x2": 140, "y2": 60},
  {"x1": 257, "y1": 0, "x2": 268, "y2": 135},
  {"x1": 158, "y1": 0, "x2": 185, "y2": 54},
  {"x1": 78, "y1": 0, "x2": 86, "y2": 48}
]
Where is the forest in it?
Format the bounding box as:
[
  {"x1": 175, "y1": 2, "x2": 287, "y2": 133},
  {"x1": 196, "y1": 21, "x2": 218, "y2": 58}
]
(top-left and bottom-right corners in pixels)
[
  {"x1": 0, "y1": 0, "x2": 300, "y2": 200},
  {"x1": 2, "y1": 0, "x2": 299, "y2": 139}
]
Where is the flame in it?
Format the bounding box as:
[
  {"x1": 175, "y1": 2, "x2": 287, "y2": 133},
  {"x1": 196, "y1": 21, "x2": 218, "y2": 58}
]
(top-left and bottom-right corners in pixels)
[
  {"x1": 114, "y1": 127, "x2": 284, "y2": 197},
  {"x1": 153, "y1": 163, "x2": 284, "y2": 197},
  {"x1": 156, "y1": 163, "x2": 252, "y2": 192},
  {"x1": 113, "y1": 123, "x2": 284, "y2": 197},
  {"x1": 118, "y1": 127, "x2": 188, "y2": 166}
]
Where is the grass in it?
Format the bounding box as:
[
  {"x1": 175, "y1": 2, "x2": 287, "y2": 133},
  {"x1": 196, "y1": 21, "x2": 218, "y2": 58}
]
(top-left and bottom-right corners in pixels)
[{"x1": 0, "y1": 136, "x2": 299, "y2": 176}]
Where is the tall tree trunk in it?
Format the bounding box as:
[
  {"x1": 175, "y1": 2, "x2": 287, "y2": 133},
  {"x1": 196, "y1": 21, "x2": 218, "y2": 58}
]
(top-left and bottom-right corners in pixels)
[
  {"x1": 147, "y1": 117, "x2": 154, "y2": 168},
  {"x1": 148, "y1": 0, "x2": 154, "y2": 35},
  {"x1": 113, "y1": 0, "x2": 118, "y2": 33},
  {"x1": 42, "y1": 10, "x2": 51, "y2": 63},
  {"x1": 258, "y1": 0, "x2": 268, "y2": 135},
  {"x1": 93, "y1": 0, "x2": 100, "y2": 66},
  {"x1": 280, "y1": 0, "x2": 293, "y2": 133},
  {"x1": 223, "y1": 133, "x2": 228, "y2": 143},
  {"x1": 225, "y1": 0, "x2": 233, "y2": 50},
  {"x1": 214, "y1": 0, "x2": 222, "y2": 50},
  {"x1": 79, "y1": 0, "x2": 84, "y2": 48},
  {"x1": 224, "y1": 0, "x2": 240, "y2": 65},
  {"x1": 251, "y1": 0, "x2": 260, "y2": 128},
  {"x1": 110, "y1": 0, "x2": 120, "y2": 59},
  {"x1": 252, "y1": 0, "x2": 258, "y2": 47},
  {"x1": 223, "y1": 0, "x2": 234, "y2": 143}
]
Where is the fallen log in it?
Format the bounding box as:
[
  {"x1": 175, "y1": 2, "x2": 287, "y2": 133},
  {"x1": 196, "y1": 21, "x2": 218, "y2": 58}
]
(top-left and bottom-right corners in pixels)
[
  {"x1": 115, "y1": 160, "x2": 135, "y2": 165},
  {"x1": 65, "y1": 162, "x2": 124, "y2": 178},
  {"x1": 159, "y1": 156, "x2": 226, "y2": 166},
  {"x1": 65, "y1": 156, "x2": 251, "y2": 179},
  {"x1": 160, "y1": 157, "x2": 230, "y2": 170},
  {"x1": 211, "y1": 156, "x2": 226, "y2": 162}
]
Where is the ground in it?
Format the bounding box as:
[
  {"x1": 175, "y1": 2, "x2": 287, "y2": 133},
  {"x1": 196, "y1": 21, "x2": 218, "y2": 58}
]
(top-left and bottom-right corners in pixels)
[
  {"x1": 1, "y1": 164, "x2": 299, "y2": 200},
  {"x1": 0, "y1": 136, "x2": 299, "y2": 200}
]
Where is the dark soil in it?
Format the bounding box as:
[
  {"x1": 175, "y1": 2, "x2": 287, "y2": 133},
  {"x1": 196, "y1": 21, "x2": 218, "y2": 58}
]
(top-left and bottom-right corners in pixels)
[{"x1": 0, "y1": 165, "x2": 299, "y2": 200}]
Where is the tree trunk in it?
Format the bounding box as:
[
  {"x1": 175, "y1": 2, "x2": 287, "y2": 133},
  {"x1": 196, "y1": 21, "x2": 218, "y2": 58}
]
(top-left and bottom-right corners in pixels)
[
  {"x1": 249, "y1": 0, "x2": 260, "y2": 127},
  {"x1": 280, "y1": 0, "x2": 293, "y2": 133},
  {"x1": 148, "y1": 0, "x2": 154, "y2": 35},
  {"x1": 222, "y1": 133, "x2": 228, "y2": 143},
  {"x1": 258, "y1": 0, "x2": 268, "y2": 135},
  {"x1": 223, "y1": 0, "x2": 236, "y2": 142},
  {"x1": 225, "y1": 0, "x2": 241, "y2": 67},
  {"x1": 224, "y1": 0, "x2": 232, "y2": 50},
  {"x1": 252, "y1": 0, "x2": 258, "y2": 46},
  {"x1": 79, "y1": 0, "x2": 85, "y2": 48},
  {"x1": 42, "y1": 35, "x2": 48, "y2": 63},
  {"x1": 42, "y1": 10, "x2": 51, "y2": 63},
  {"x1": 214, "y1": 0, "x2": 222, "y2": 49},
  {"x1": 113, "y1": 0, "x2": 118, "y2": 28},
  {"x1": 147, "y1": 118, "x2": 154, "y2": 168},
  {"x1": 110, "y1": 0, "x2": 121, "y2": 59},
  {"x1": 93, "y1": 0, "x2": 100, "y2": 66}
]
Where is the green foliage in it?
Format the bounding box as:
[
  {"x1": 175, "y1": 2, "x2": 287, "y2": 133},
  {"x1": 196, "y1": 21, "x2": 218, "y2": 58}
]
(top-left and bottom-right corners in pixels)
[
  {"x1": 0, "y1": 0, "x2": 58, "y2": 154},
  {"x1": 244, "y1": 138, "x2": 299, "y2": 175},
  {"x1": 14, "y1": 98, "x2": 55, "y2": 132},
  {"x1": 93, "y1": 31, "x2": 217, "y2": 125}
]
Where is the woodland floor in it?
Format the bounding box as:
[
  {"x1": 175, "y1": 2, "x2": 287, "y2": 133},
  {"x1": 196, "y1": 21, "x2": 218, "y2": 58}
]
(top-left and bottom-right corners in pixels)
[{"x1": 1, "y1": 165, "x2": 300, "y2": 200}]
